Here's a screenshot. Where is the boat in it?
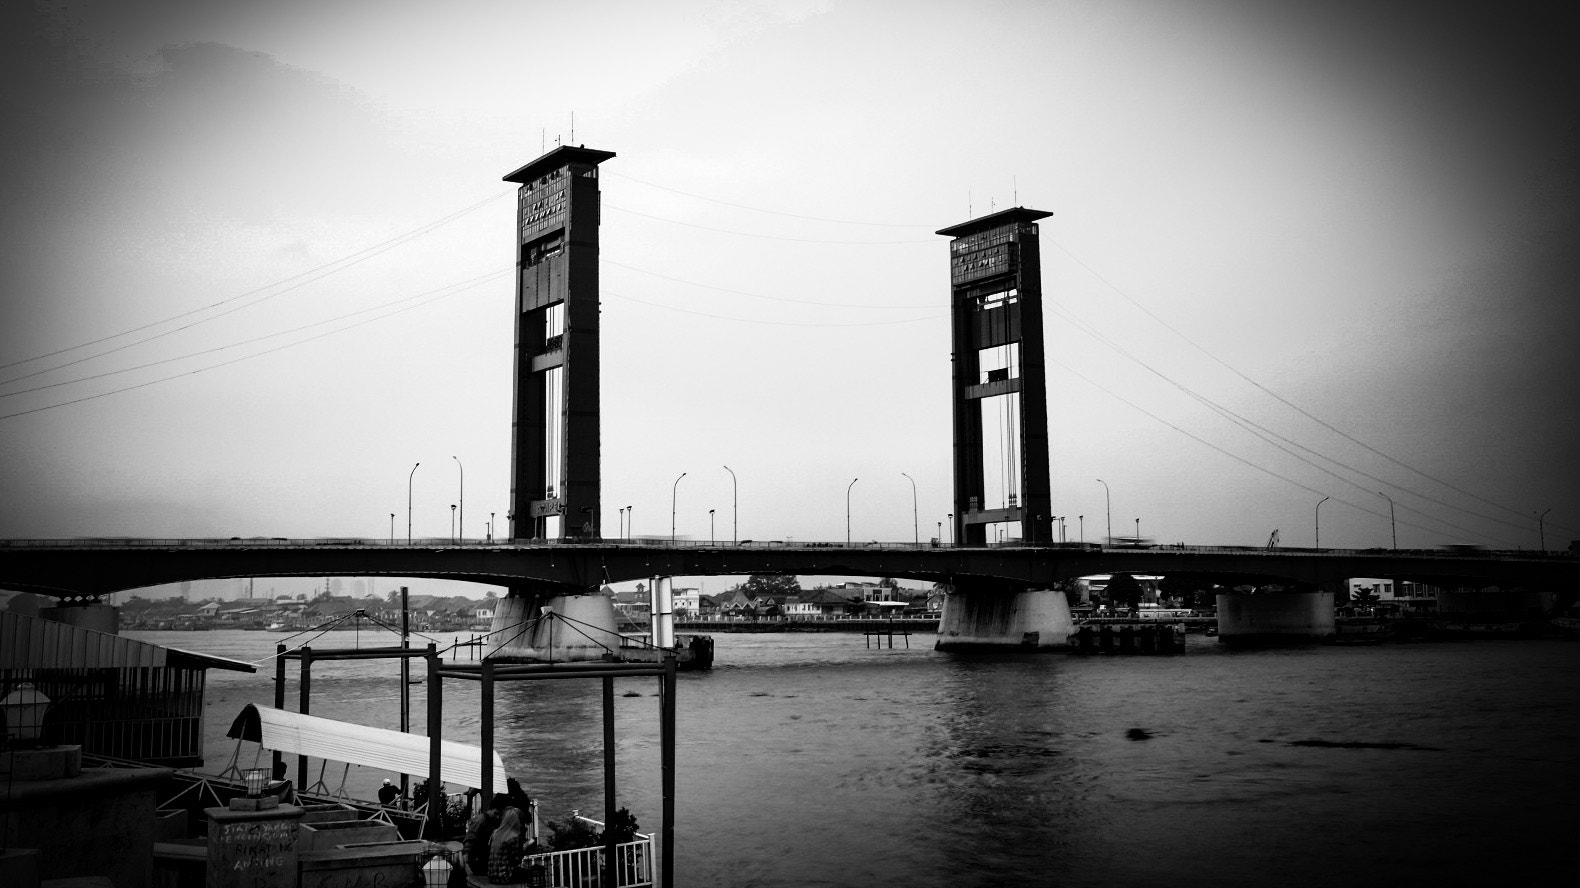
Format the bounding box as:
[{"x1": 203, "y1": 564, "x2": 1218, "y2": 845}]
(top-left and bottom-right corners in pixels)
[
  {"x1": 266, "y1": 622, "x2": 290, "y2": 632},
  {"x1": 1426, "y1": 619, "x2": 1540, "y2": 639},
  {"x1": 618, "y1": 632, "x2": 715, "y2": 670}
]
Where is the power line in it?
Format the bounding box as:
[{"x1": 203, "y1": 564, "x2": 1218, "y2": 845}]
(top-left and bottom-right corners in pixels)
[
  {"x1": 0, "y1": 192, "x2": 508, "y2": 383},
  {"x1": 0, "y1": 269, "x2": 506, "y2": 421},
  {"x1": 1047, "y1": 235, "x2": 1544, "y2": 528},
  {"x1": 1043, "y1": 298, "x2": 1525, "y2": 545},
  {"x1": 1, "y1": 268, "x2": 511, "y2": 401}
]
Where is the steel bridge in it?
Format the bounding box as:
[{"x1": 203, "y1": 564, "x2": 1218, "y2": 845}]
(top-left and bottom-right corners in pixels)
[{"x1": 1, "y1": 538, "x2": 1573, "y2": 600}]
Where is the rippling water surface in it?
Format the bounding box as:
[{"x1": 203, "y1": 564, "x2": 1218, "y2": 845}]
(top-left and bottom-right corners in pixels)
[{"x1": 134, "y1": 629, "x2": 1580, "y2": 887}]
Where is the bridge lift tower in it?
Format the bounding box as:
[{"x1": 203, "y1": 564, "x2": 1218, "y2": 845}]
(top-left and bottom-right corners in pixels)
[
  {"x1": 937, "y1": 208, "x2": 1055, "y2": 547},
  {"x1": 504, "y1": 145, "x2": 615, "y2": 542}
]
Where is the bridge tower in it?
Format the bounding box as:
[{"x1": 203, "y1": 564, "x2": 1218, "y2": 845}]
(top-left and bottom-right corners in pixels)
[
  {"x1": 937, "y1": 207, "x2": 1055, "y2": 546},
  {"x1": 492, "y1": 145, "x2": 622, "y2": 661},
  {"x1": 504, "y1": 145, "x2": 615, "y2": 541}
]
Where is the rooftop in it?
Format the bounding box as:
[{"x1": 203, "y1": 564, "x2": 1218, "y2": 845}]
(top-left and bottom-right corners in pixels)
[{"x1": 935, "y1": 206, "x2": 1053, "y2": 238}]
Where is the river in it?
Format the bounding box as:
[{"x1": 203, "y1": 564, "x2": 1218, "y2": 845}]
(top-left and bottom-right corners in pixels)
[{"x1": 130, "y1": 628, "x2": 1579, "y2": 887}]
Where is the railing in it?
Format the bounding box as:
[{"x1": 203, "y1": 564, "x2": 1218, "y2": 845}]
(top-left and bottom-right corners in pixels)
[
  {"x1": 0, "y1": 537, "x2": 1568, "y2": 559},
  {"x1": 525, "y1": 816, "x2": 653, "y2": 888}
]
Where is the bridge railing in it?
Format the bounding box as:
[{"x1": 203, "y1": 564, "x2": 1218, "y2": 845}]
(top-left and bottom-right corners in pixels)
[{"x1": 0, "y1": 537, "x2": 1566, "y2": 560}]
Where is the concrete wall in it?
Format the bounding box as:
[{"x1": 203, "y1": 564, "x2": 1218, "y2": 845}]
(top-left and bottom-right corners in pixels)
[
  {"x1": 1216, "y1": 591, "x2": 1335, "y2": 643},
  {"x1": 935, "y1": 588, "x2": 1074, "y2": 650},
  {"x1": 488, "y1": 593, "x2": 621, "y2": 660},
  {"x1": 1, "y1": 764, "x2": 171, "y2": 888},
  {"x1": 36, "y1": 602, "x2": 120, "y2": 634}
]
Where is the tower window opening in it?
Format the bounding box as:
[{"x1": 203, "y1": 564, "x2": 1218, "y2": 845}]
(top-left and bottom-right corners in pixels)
[{"x1": 977, "y1": 343, "x2": 1021, "y2": 385}]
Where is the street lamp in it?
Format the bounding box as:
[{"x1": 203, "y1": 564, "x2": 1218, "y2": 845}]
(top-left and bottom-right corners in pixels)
[
  {"x1": 490, "y1": 511, "x2": 495, "y2": 543},
  {"x1": 846, "y1": 478, "x2": 858, "y2": 546},
  {"x1": 1536, "y1": 508, "x2": 1551, "y2": 551},
  {"x1": 947, "y1": 513, "x2": 953, "y2": 546},
  {"x1": 1096, "y1": 479, "x2": 1111, "y2": 545},
  {"x1": 1078, "y1": 515, "x2": 1084, "y2": 543},
  {"x1": 723, "y1": 465, "x2": 738, "y2": 545},
  {"x1": 709, "y1": 509, "x2": 716, "y2": 545},
  {"x1": 1134, "y1": 517, "x2": 1140, "y2": 545},
  {"x1": 900, "y1": 472, "x2": 918, "y2": 546},
  {"x1": 671, "y1": 473, "x2": 686, "y2": 543},
  {"x1": 1315, "y1": 496, "x2": 1330, "y2": 551},
  {"x1": 618, "y1": 507, "x2": 626, "y2": 539},
  {"x1": 936, "y1": 520, "x2": 942, "y2": 543},
  {"x1": 450, "y1": 504, "x2": 456, "y2": 543},
  {"x1": 452, "y1": 456, "x2": 464, "y2": 543},
  {"x1": 627, "y1": 505, "x2": 633, "y2": 540},
  {"x1": 407, "y1": 463, "x2": 420, "y2": 544},
  {"x1": 389, "y1": 513, "x2": 394, "y2": 545},
  {"x1": 1378, "y1": 492, "x2": 1396, "y2": 550}
]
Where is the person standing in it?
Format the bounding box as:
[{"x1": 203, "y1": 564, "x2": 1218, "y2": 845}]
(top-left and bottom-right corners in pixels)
[{"x1": 378, "y1": 778, "x2": 401, "y2": 807}]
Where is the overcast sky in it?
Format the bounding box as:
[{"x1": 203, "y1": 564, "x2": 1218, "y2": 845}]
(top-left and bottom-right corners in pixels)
[{"x1": 3, "y1": 0, "x2": 1577, "y2": 580}]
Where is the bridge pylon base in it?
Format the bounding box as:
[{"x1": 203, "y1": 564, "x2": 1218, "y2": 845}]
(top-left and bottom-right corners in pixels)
[
  {"x1": 1216, "y1": 591, "x2": 1335, "y2": 645},
  {"x1": 487, "y1": 586, "x2": 621, "y2": 661},
  {"x1": 935, "y1": 587, "x2": 1074, "y2": 651}
]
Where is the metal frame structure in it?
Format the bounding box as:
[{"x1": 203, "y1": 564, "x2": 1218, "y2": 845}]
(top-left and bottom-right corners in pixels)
[
  {"x1": 429, "y1": 657, "x2": 678, "y2": 888},
  {"x1": 504, "y1": 145, "x2": 616, "y2": 542},
  {"x1": 937, "y1": 207, "x2": 1055, "y2": 546}
]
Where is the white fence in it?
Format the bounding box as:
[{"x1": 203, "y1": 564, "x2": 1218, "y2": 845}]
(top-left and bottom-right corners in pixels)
[{"x1": 524, "y1": 817, "x2": 653, "y2": 888}]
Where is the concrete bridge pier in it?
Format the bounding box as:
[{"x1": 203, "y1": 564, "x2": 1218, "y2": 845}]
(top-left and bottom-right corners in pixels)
[
  {"x1": 1215, "y1": 590, "x2": 1335, "y2": 645},
  {"x1": 487, "y1": 582, "x2": 620, "y2": 661},
  {"x1": 935, "y1": 583, "x2": 1074, "y2": 651}
]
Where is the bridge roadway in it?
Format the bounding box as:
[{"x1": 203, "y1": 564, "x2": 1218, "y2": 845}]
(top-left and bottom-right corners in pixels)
[{"x1": 1, "y1": 538, "x2": 1574, "y2": 599}]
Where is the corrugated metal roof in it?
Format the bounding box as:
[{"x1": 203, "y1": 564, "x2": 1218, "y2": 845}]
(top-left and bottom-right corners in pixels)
[
  {"x1": 228, "y1": 703, "x2": 509, "y2": 795},
  {"x1": 0, "y1": 609, "x2": 255, "y2": 672}
]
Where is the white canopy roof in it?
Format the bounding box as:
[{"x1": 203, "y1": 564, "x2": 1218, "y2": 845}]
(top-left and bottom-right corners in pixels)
[{"x1": 227, "y1": 703, "x2": 508, "y2": 795}]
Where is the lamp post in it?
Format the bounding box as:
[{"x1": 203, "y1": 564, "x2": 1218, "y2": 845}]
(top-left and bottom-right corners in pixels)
[
  {"x1": 1315, "y1": 496, "x2": 1330, "y2": 550},
  {"x1": 723, "y1": 465, "x2": 738, "y2": 545},
  {"x1": 1536, "y1": 508, "x2": 1551, "y2": 551},
  {"x1": 389, "y1": 513, "x2": 394, "y2": 545},
  {"x1": 1096, "y1": 479, "x2": 1111, "y2": 545},
  {"x1": 937, "y1": 520, "x2": 942, "y2": 544},
  {"x1": 1134, "y1": 517, "x2": 1140, "y2": 545},
  {"x1": 618, "y1": 507, "x2": 626, "y2": 539},
  {"x1": 490, "y1": 511, "x2": 496, "y2": 543},
  {"x1": 452, "y1": 456, "x2": 464, "y2": 543},
  {"x1": 671, "y1": 473, "x2": 686, "y2": 544},
  {"x1": 846, "y1": 478, "x2": 858, "y2": 546},
  {"x1": 947, "y1": 513, "x2": 953, "y2": 546},
  {"x1": 407, "y1": 463, "x2": 419, "y2": 544},
  {"x1": 901, "y1": 472, "x2": 918, "y2": 546},
  {"x1": 1078, "y1": 515, "x2": 1084, "y2": 543},
  {"x1": 709, "y1": 509, "x2": 716, "y2": 546},
  {"x1": 1378, "y1": 492, "x2": 1396, "y2": 550},
  {"x1": 450, "y1": 504, "x2": 456, "y2": 543},
  {"x1": 627, "y1": 505, "x2": 633, "y2": 540}
]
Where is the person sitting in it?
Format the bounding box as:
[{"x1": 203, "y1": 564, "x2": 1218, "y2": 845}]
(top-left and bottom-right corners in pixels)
[
  {"x1": 377, "y1": 778, "x2": 401, "y2": 807},
  {"x1": 487, "y1": 807, "x2": 527, "y2": 885}
]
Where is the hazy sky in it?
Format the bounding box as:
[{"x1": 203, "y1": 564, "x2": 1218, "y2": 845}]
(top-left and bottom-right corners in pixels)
[{"x1": 3, "y1": 0, "x2": 1577, "y2": 569}]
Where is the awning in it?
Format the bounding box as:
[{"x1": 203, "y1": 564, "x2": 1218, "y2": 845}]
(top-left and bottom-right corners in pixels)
[{"x1": 227, "y1": 703, "x2": 508, "y2": 795}]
